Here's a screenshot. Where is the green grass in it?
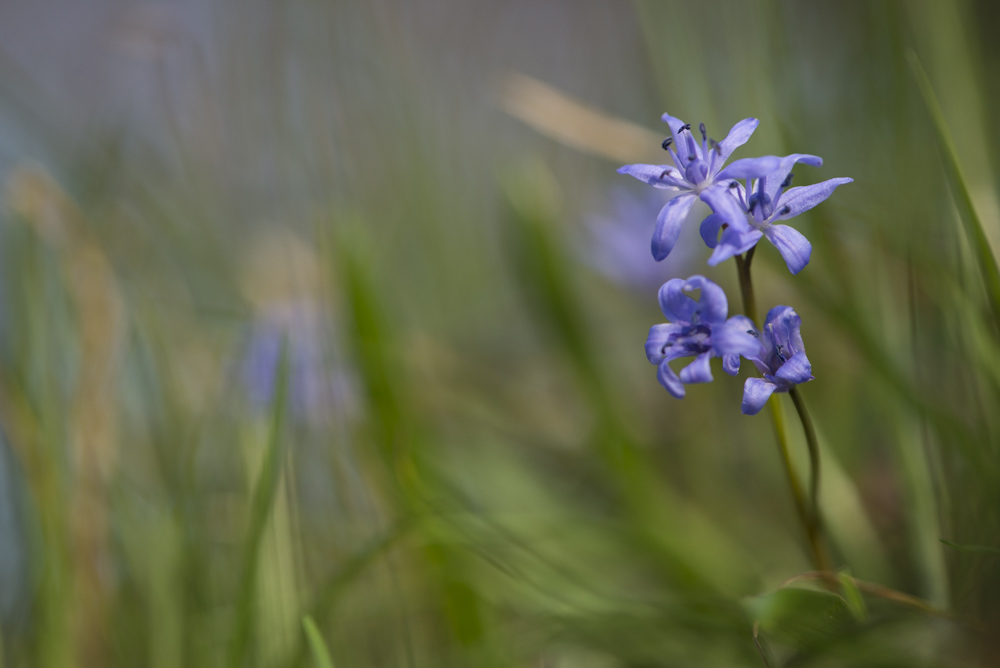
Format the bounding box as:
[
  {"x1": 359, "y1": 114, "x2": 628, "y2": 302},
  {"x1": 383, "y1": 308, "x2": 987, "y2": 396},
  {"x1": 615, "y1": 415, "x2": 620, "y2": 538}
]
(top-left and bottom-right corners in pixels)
[{"x1": 0, "y1": 1, "x2": 999, "y2": 666}]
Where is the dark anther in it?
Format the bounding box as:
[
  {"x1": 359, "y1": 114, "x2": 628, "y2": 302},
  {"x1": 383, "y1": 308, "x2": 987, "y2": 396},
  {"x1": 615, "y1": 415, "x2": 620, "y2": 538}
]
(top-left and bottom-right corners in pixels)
[
  {"x1": 779, "y1": 206, "x2": 791, "y2": 215},
  {"x1": 659, "y1": 169, "x2": 672, "y2": 179},
  {"x1": 728, "y1": 181, "x2": 739, "y2": 189},
  {"x1": 679, "y1": 123, "x2": 691, "y2": 132},
  {"x1": 781, "y1": 173, "x2": 794, "y2": 188},
  {"x1": 746, "y1": 329, "x2": 759, "y2": 337},
  {"x1": 699, "y1": 123, "x2": 707, "y2": 141},
  {"x1": 662, "y1": 137, "x2": 673, "y2": 150},
  {"x1": 661, "y1": 343, "x2": 673, "y2": 354},
  {"x1": 688, "y1": 154, "x2": 696, "y2": 162}
]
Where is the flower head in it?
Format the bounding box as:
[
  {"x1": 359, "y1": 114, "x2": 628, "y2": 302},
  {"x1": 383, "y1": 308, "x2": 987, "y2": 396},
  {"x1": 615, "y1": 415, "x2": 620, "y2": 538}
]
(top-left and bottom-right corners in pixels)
[
  {"x1": 583, "y1": 186, "x2": 696, "y2": 292},
  {"x1": 242, "y1": 300, "x2": 356, "y2": 423},
  {"x1": 700, "y1": 154, "x2": 853, "y2": 274},
  {"x1": 646, "y1": 275, "x2": 759, "y2": 398},
  {"x1": 618, "y1": 113, "x2": 785, "y2": 262},
  {"x1": 740, "y1": 306, "x2": 814, "y2": 415}
]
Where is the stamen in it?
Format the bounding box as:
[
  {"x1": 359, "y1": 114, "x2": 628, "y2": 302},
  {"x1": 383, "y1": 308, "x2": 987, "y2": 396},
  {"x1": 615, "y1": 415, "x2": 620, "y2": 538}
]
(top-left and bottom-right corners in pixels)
[
  {"x1": 729, "y1": 181, "x2": 739, "y2": 189},
  {"x1": 688, "y1": 154, "x2": 696, "y2": 162},
  {"x1": 779, "y1": 206, "x2": 791, "y2": 215},
  {"x1": 678, "y1": 123, "x2": 691, "y2": 132},
  {"x1": 699, "y1": 123, "x2": 707, "y2": 142},
  {"x1": 659, "y1": 169, "x2": 672, "y2": 180},
  {"x1": 662, "y1": 137, "x2": 673, "y2": 150},
  {"x1": 781, "y1": 173, "x2": 794, "y2": 188}
]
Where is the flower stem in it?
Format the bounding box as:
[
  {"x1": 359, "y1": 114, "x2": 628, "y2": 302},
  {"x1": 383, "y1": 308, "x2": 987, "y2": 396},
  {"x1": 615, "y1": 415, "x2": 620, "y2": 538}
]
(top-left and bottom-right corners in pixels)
[
  {"x1": 734, "y1": 251, "x2": 831, "y2": 574},
  {"x1": 734, "y1": 247, "x2": 757, "y2": 325},
  {"x1": 790, "y1": 386, "x2": 821, "y2": 532}
]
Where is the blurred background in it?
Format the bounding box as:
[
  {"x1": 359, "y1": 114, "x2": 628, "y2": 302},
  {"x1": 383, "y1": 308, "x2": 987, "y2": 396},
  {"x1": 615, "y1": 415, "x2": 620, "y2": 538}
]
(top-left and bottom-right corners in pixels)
[{"x1": 0, "y1": 0, "x2": 999, "y2": 666}]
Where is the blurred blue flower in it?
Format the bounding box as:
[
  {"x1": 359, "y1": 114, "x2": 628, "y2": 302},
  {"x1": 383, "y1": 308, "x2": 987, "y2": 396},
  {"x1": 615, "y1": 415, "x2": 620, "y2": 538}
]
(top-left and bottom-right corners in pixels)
[
  {"x1": 618, "y1": 113, "x2": 784, "y2": 261},
  {"x1": 646, "y1": 275, "x2": 759, "y2": 398},
  {"x1": 583, "y1": 186, "x2": 696, "y2": 292},
  {"x1": 700, "y1": 154, "x2": 853, "y2": 274},
  {"x1": 739, "y1": 306, "x2": 814, "y2": 415},
  {"x1": 241, "y1": 300, "x2": 355, "y2": 424}
]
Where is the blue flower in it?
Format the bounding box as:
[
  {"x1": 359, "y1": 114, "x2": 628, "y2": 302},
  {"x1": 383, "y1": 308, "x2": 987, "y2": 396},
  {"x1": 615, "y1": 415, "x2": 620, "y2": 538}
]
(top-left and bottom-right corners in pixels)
[
  {"x1": 583, "y1": 186, "x2": 697, "y2": 292},
  {"x1": 739, "y1": 306, "x2": 814, "y2": 415},
  {"x1": 646, "y1": 275, "x2": 760, "y2": 398},
  {"x1": 699, "y1": 154, "x2": 853, "y2": 274},
  {"x1": 242, "y1": 300, "x2": 355, "y2": 424},
  {"x1": 618, "y1": 113, "x2": 785, "y2": 262}
]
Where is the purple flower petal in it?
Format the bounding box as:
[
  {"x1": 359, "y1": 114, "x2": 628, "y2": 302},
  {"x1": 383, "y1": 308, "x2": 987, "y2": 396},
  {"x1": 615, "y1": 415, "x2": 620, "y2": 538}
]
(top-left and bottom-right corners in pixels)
[
  {"x1": 657, "y1": 359, "x2": 686, "y2": 398},
  {"x1": 683, "y1": 274, "x2": 729, "y2": 324},
  {"x1": 722, "y1": 353, "x2": 741, "y2": 376},
  {"x1": 651, "y1": 194, "x2": 696, "y2": 261},
  {"x1": 699, "y1": 213, "x2": 727, "y2": 248},
  {"x1": 700, "y1": 185, "x2": 751, "y2": 231},
  {"x1": 661, "y1": 112, "x2": 688, "y2": 148},
  {"x1": 775, "y1": 178, "x2": 853, "y2": 220},
  {"x1": 763, "y1": 224, "x2": 812, "y2": 274},
  {"x1": 617, "y1": 164, "x2": 688, "y2": 190},
  {"x1": 763, "y1": 306, "x2": 805, "y2": 357},
  {"x1": 707, "y1": 227, "x2": 763, "y2": 266},
  {"x1": 763, "y1": 154, "x2": 823, "y2": 202},
  {"x1": 714, "y1": 317, "x2": 763, "y2": 358},
  {"x1": 645, "y1": 323, "x2": 682, "y2": 364},
  {"x1": 658, "y1": 278, "x2": 697, "y2": 323},
  {"x1": 775, "y1": 350, "x2": 814, "y2": 385},
  {"x1": 712, "y1": 117, "x2": 758, "y2": 169},
  {"x1": 742, "y1": 377, "x2": 777, "y2": 415},
  {"x1": 716, "y1": 156, "x2": 783, "y2": 181},
  {"x1": 679, "y1": 352, "x2": 713, "y2": 384}
]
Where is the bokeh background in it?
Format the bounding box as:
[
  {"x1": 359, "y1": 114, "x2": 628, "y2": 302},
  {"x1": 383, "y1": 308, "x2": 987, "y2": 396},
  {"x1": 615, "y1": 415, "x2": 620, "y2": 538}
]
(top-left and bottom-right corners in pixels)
[{"x1": 0, "y1": 1, "x2": 999, "y2": 666}]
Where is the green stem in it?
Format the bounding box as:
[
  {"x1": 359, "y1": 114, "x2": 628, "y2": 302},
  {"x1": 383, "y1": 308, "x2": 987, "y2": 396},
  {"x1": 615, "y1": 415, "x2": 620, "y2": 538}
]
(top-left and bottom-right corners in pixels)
[
  {"x1": 734, "y1": 251, "x2": 831, "y2": 573},
  {"x1": 734, "y1": 247, "x2": 758, "y2": 324},
  {"x1": 789, "y1": 387, "x2": 820, "y2": 529}
]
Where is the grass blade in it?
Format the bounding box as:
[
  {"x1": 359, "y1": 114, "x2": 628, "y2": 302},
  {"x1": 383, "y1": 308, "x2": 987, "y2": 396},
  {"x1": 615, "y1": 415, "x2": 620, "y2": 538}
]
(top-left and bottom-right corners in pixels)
[
  {"x1": 227, "y1": 338, "x2": 290, "y2": 668},
  {"x1": 301, "y1": 616, "x2": 335, "y2": 668},
  {"x1": 907, "y1": 50, "x2": 1000, "y2": 330}
]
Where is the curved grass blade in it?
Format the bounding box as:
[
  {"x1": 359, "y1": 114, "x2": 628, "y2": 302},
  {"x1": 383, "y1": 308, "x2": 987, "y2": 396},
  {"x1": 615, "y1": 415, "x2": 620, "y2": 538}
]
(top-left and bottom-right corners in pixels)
[
  {"x1": 301, "y1": 616, "x2": 335, "y2": 668},
  {"x1": 939, "y1": 539, "x2": 1000, "y2": 555},
  {"x1": 907, "y1": 50, "x2": 1000, "y2": 330},
  {"x1": 227, "y1": 338, "x2": 290, "y2": 668}
]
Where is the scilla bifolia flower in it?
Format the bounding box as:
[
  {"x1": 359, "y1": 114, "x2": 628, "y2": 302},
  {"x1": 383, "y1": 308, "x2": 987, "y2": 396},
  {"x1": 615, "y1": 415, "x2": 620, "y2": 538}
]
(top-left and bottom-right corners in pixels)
[
  {"x1": 740, "y1": 306, "x2": 814, "y2": 415},
  {"x1": 618, "y1": 114, "x2": 785, "y2": 262},
  {"x1": 700, "y1": 154, "x2": 853, "y2": 274},
  {"x1": 646, "y1": 275, "x2": 759, "y2": 398}
]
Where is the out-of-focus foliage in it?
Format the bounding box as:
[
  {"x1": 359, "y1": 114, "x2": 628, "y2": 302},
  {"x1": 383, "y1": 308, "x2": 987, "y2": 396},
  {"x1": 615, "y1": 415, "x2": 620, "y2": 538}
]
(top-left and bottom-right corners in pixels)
[{"x1": 0, "y1": 1, "x2": 997, "y2": 666}]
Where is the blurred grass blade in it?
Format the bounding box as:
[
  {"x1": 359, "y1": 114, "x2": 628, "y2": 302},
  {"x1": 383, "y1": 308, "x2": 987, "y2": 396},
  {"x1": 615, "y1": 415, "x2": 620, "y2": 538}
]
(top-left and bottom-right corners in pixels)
[
  {"x1": 907, "y1": 50, "x2": 1000, "y2": 329},
  {"x1": 302, "y1": 616, "x2": 335, "y2": 668},
  {"x1": 227, "y1": 338, "x2": 290, "y2": 668},
  {"x1": 939, "y1": 539, "x2": 1000, "y2": 555},
  {"x1": 337, "y1": 227, "x2": 404, "y2": 470},
  {"x1": 497, "y1": 72, "x2": 661, "y2": 162},
  {"x1": 837, "y1": 570, "x2": 869, "y2": 621},
  {"x1": 290, "y1": 521, "x2": 410, "y2": 668}
]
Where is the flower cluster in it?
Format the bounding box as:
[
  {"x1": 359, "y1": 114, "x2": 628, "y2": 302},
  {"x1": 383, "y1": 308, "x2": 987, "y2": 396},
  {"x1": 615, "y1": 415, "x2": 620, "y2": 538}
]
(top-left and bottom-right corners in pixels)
[
  {"x1": 621, "y1": 113, "x2": 850, "y2": 414},
  {"x1": 619, "y1": 114, "x2": 851, "y2": 273}
]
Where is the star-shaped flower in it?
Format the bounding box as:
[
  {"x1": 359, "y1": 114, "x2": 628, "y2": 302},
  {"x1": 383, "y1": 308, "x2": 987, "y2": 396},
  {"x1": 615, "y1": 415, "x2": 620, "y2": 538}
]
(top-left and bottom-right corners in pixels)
[
  {"x1": 618, "y1": 114, "x2": 785, "y2": 262},
  {"x1": 646, "y1": 275, "x2": 760, "y2": 398},
  {"x1": 700, "y1": 154, "x2": 853, "y2": 274},
  {"x1": 738, "y1": 306, "x2": 814, "y2": 415}
]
